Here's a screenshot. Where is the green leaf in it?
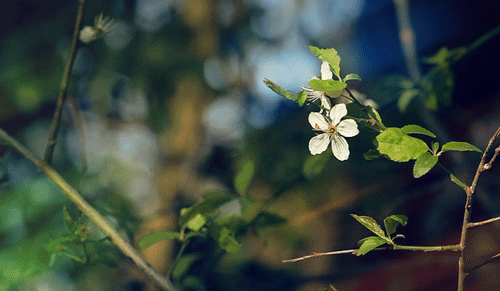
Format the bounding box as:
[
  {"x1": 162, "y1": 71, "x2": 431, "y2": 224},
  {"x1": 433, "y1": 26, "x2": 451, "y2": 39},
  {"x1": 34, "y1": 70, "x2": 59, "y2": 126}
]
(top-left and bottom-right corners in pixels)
[
  {"x1": 363, "y1": 148, "x2": 382, "y2": 160},
  {"x1": 384, "y1": 215, "x2": 408, "y2": 237},
  {"x1": 432, "y1": 142, "x2": 440, "y2": 153},
  {"x1": 393, "y1": 234, "x2": 405, "y2": 241},
  {"x1": 309, "y1": 79, "x2": 347, "y2": 92},
  {"x1": 253, "y1": 212, "x2": 287, "y2": 228},
  {"x1": 401, "y1": 125, "x2": 436, "y2": 138},
  {"x1": 397, "y1": 88, "x2": 420, "y2": 113},
  {"x1": 302, "y1": 150, "x2": 330, "y2": 179},
  {"x1": 297, "y1": 91, "x2": 307, "y2": 106},
  {"x1": 422, "y1": 47, "x2": 450, "y2": 65},
  {"x1": 420, "y1": 66, "x2": 454, "y2": 110},
  {"x1": 343, "y1": 73, "x2": 361, "y2": 82},
  {"x1": 63, "y1": 206, "x2": 74, "y2": 233},
  {"x1": 441, "y1": 142, "x2": 482, "y2": 153},
  {"x1": 263, "y1": 79, "x2": 298, "y2": 102},
  {"x1": 215, "y1": 227, "x2": 241, "y2": 253},
  {"x1": 179, "y1": 191, "x2": 235, "y2": 228},
  {"x1": 185, "y1": 213, "x2": 207, "y2": 232},
  {"x1": 234, "y1": 161, "x2": 255, "y2": 195},
  {"x1": 171, "y1": 254, "x2": 203, "y2": 281},
  {"x1": 138, "y1": 231, "x2": 181, "y2": 249},
  {"x1": 351, "y1": 214, "x2": 387, "y2": 240},
  {"x1": 307, "y1": 46, "x2": 341, "y2": 77},
  {"x1": 356, "y1": 236, "x2": 388, "y2": 256},
  {"x1": 413, "y1": 152, "x2": 439, "y2": 178},
  {"x1": 375, "y1": 128, "x2": 430, "y2": 162}
]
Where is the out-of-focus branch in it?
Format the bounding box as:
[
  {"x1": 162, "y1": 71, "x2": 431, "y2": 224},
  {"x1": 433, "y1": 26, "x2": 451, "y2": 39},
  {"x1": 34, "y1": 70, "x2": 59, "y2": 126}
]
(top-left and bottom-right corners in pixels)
[
  {"x1": 0, "y1": 127, "x2": 178, "y2": 291},
  {"x1": 44, "y1": 0, "x2": 86, "y2": 164}
]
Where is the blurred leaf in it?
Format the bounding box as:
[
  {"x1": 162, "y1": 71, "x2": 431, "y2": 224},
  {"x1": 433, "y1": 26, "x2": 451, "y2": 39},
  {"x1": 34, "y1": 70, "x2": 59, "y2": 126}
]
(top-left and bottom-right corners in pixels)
[
  {"x1": 253, "y1": 212, "x2": 287, "y2": 228},
  {"x1": 413, "y1": 152, "x2": 438, "y2": 178},
  {"x1": 264, "y1": 79, "x2": 298, "y2": 102},
  {"x1": 309, "y1": 79, "x2": 347, "y2": 92},
  {"x1": 343, "y1": 73, "x2": 361, "y2": 82},
  {"x1": 363, "y1": 148, "x2": 382, "y2": 160},
  {"x1": 420, "y1": 66, "x2": 454, "y2": 110},
  {"x1": 171, "y1": 253, "x2": 204, "y2": 281},
  {"x1": 422, "y1": 47, "x2": 451, "y2": 65},
  {"x1": 214, "y1": 227, "x2": 241, "y2": 253},
  {"x1": 356, "y1": 236, "x2": 388, "y2": 256},
  {"x1": 63, "y1": 206, "x2": 74, "y2": 233},
  {"x1": 432, "y1": 142, "x2": 440, "y2": 153},
  {"x1": 384, "y1": 215, "x2": 408, "y2": 237},
  {"x1": 401, "y1": 124, "x2": 436, "y2": 138},
  {"x1": 138, "y1": 231, "x2": 180, "y2": 249},
  {"x1": 351, "y1": 214, "x2": 387, "y2": 240},
  {"x1": 375, "y1": 128, "x2": 429, "y2": 162},
  {"x1": 441, "y1": 142, "x2": 482, "y2": 153},
  {"x1": 234, "y1": 161, "x2": 255, "y2": 195},
  {"x1": 179, "y1": 192, "x2": 235, "y2": 228},
  {"x1": 307, "y1": 46, "x2": 341, "y2": 77},
  {"x1": 186, "y1": 213, "x2": 207, "y2": 232},
  {"x1": 302, "y1": 150, "x2": 330, "y2": 179},
  {"x1": 397, "y1": 88, "x2": 420, "y2": 113}
]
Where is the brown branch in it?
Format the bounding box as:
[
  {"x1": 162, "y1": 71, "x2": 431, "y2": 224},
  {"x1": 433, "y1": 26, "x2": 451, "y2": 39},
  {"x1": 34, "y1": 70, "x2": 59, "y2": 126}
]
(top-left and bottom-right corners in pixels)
[
  {"x1": 0, "y1": 127, "x2": 178, "y2": 291},
  {"x1": 466, "y1": 253, "x2": 500, "y2": 275},
  {"x1": 44, "y1": 0, "x2": 87, "y2": 164},
  {"x1": 283, "y1": 249, "x2": 357, "y2": 263},
  {"x1": 457, "y1": 124, "x2": 500, "y2": 291},
  {"x1": 468, "y1": 216, "x2": 500, "y2": 228}
]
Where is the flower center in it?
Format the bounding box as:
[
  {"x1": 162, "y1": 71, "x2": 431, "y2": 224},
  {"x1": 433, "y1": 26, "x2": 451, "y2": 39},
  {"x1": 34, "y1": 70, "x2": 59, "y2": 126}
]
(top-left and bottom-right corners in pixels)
[{"x1": 328, "y1": 125, "x2": 338, "y2": 135}]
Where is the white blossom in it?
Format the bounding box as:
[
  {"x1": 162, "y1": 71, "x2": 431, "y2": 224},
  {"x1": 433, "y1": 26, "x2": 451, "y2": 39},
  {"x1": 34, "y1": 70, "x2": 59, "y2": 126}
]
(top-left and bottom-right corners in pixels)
[
  {"x1": 308, "y1": 103, "x2": 359, "y2": 161},
  {"x1": 301, "y1": 62, "x2": 342, "y2": 111},
  {"x1": 79, "y1": 13, "x2": 115, "y2": 44}
]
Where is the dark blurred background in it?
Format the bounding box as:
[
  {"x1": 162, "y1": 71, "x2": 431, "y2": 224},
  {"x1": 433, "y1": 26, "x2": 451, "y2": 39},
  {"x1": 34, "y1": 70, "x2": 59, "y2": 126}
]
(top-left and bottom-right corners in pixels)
[{"x1": 1, "y1": 0, "x2": 500, "y2": 290}]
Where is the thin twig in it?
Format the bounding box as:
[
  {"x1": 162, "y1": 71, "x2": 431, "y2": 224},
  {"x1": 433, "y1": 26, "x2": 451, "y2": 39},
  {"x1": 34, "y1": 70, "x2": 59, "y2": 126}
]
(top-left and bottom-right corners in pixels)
[
  {"x1": 0, "y1": 127, "x2": 178, "y2": 291},
  {"x1": 44, "y1": 0, "x2": 87, "y2": 164},
  {"x1": 465, "y1": 253, "x2": 500, "y2": 275},
  {"x1": 283, "y1": 244, "x2": 459, "y2": 263},
  {"x1": 457, "y1": 125, "x2": 500, "y2": 291},
  {"x1": 468, "y1": 216, "x2": 500, "y2": 228}
]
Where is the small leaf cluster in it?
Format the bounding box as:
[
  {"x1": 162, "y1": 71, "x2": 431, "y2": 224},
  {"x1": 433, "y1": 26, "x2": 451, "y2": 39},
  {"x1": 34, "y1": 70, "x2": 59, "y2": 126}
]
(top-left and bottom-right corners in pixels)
[
  {"x1": 138, "y1": 161, "x2": 287, "y2": 281},
  {"x1": 46, "y1": 207, "x2": 117, "y2": 267},
  {"x1": 351, "y1": 214, "x2": 408, "y2": 256}
]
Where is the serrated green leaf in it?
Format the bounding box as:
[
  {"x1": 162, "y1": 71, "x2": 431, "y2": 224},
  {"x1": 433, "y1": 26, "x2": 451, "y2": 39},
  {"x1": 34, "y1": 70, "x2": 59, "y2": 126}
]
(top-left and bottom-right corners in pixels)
[
  {"x1": 351, "y1": 214, "x2": 387, "y2": 240},
  {"x1": 401, "y1": 125, "x2": 436, "y2": 138},
  {"x1": 384, "y1": 215, "x2": 408, "y2": 237},
  {"x1": 413, "y1": 152, "x2": 439, "y2": 178},
  {"x1": 263, "y1": 79, "x2": 298, "y2": 102},
  {"x1": 179, "y1": 191, "x2": 235, "y2": 228},
  {"x1": 356, "y1": 236, "x2": 388, "y2": 256},
  {"x1": 343, "y1": 73, "x2": 361, "y2": 82},
  {"x1": 234, "y1": 161, "x2": 255, "y2": 195},
  {"x1": 375, "y1": 128, "x2": 430, "y2": 162},
  {"x1": 441, "y1": 142, "x2": 482, "y2": 153},
  {"x1": 302, "y1": 150, "x2": 330, "y2": 179},
  {"x1": 309, "y1": 79, "x2": 347, "y2": 92},
  {"x1": 397, "y1": 88, "x2": 420, "y2": 113},
  {"x1": 138, "y1": 231, "x2": 180, "y2": 250},
  {"x1": 297, "y1": 91, "x2": 307, "y2": 106},
  {"x1": 307, "y1": 46, "x2": 341, "y2": 77}
]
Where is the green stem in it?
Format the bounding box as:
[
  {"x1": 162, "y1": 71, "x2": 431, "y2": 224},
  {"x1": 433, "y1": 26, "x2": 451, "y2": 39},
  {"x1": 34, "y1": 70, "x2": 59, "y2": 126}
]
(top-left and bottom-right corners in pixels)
[
  {"x1": 0, "y1": 127, "x2": 178, "y2": 291},
  {"x1": 168, "y1": 239, "x2": 190, "y2": 278},
  {"x1": 458, "y1": 24, "x2": 500, "y2": 62},
  {"x1": 44, "y1": 0, "x2": 87, "y2": 164},
  {"x1": 393, "y1": 244, "x2": 460, "y2": 252}
]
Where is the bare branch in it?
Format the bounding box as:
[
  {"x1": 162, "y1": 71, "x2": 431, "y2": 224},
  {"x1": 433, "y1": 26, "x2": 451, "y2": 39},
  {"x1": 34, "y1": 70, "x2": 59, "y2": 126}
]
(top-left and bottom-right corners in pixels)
[
  {"x1": 466, "y1": 253, "x2": 500, "y2": 275},
  {"x1": 468, "y1": 216, "x2": 500, "y2": 228}
]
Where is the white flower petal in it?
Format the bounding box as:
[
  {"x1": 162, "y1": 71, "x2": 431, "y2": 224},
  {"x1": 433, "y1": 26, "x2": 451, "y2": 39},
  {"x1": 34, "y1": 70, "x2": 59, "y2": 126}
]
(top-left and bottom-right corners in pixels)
[
  {"x1": 329, "y1": 103, "x2": 347, "y2": 125},
  {"x1": 337, "y1": 119, "x2": 359, "y2": 137},
  {"x1": 308, "y1": 112, "x2": 329, "y2": 131},
  {"x1": 319, "y1": 95, "x2": 331, "y2": 110},
  {"x1": 320, "y1": 62, "x2": 333, "y2": 80},
  {"x1": 331, "y1": 135, "x2": 350, "y2": 161},
  {"x1": 309, "y1": 133, "x2": 330, "y2": 155}
]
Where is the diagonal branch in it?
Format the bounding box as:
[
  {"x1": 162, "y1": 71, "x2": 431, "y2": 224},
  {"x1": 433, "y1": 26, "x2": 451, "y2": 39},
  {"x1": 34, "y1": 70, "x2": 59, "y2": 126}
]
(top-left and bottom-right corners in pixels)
[
  {"x1": 0, "y1": 127, "x2": 178, "y2": 291},
  {"x1": 44, "y1": 0, "x2": 87, "y2": 164}
]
